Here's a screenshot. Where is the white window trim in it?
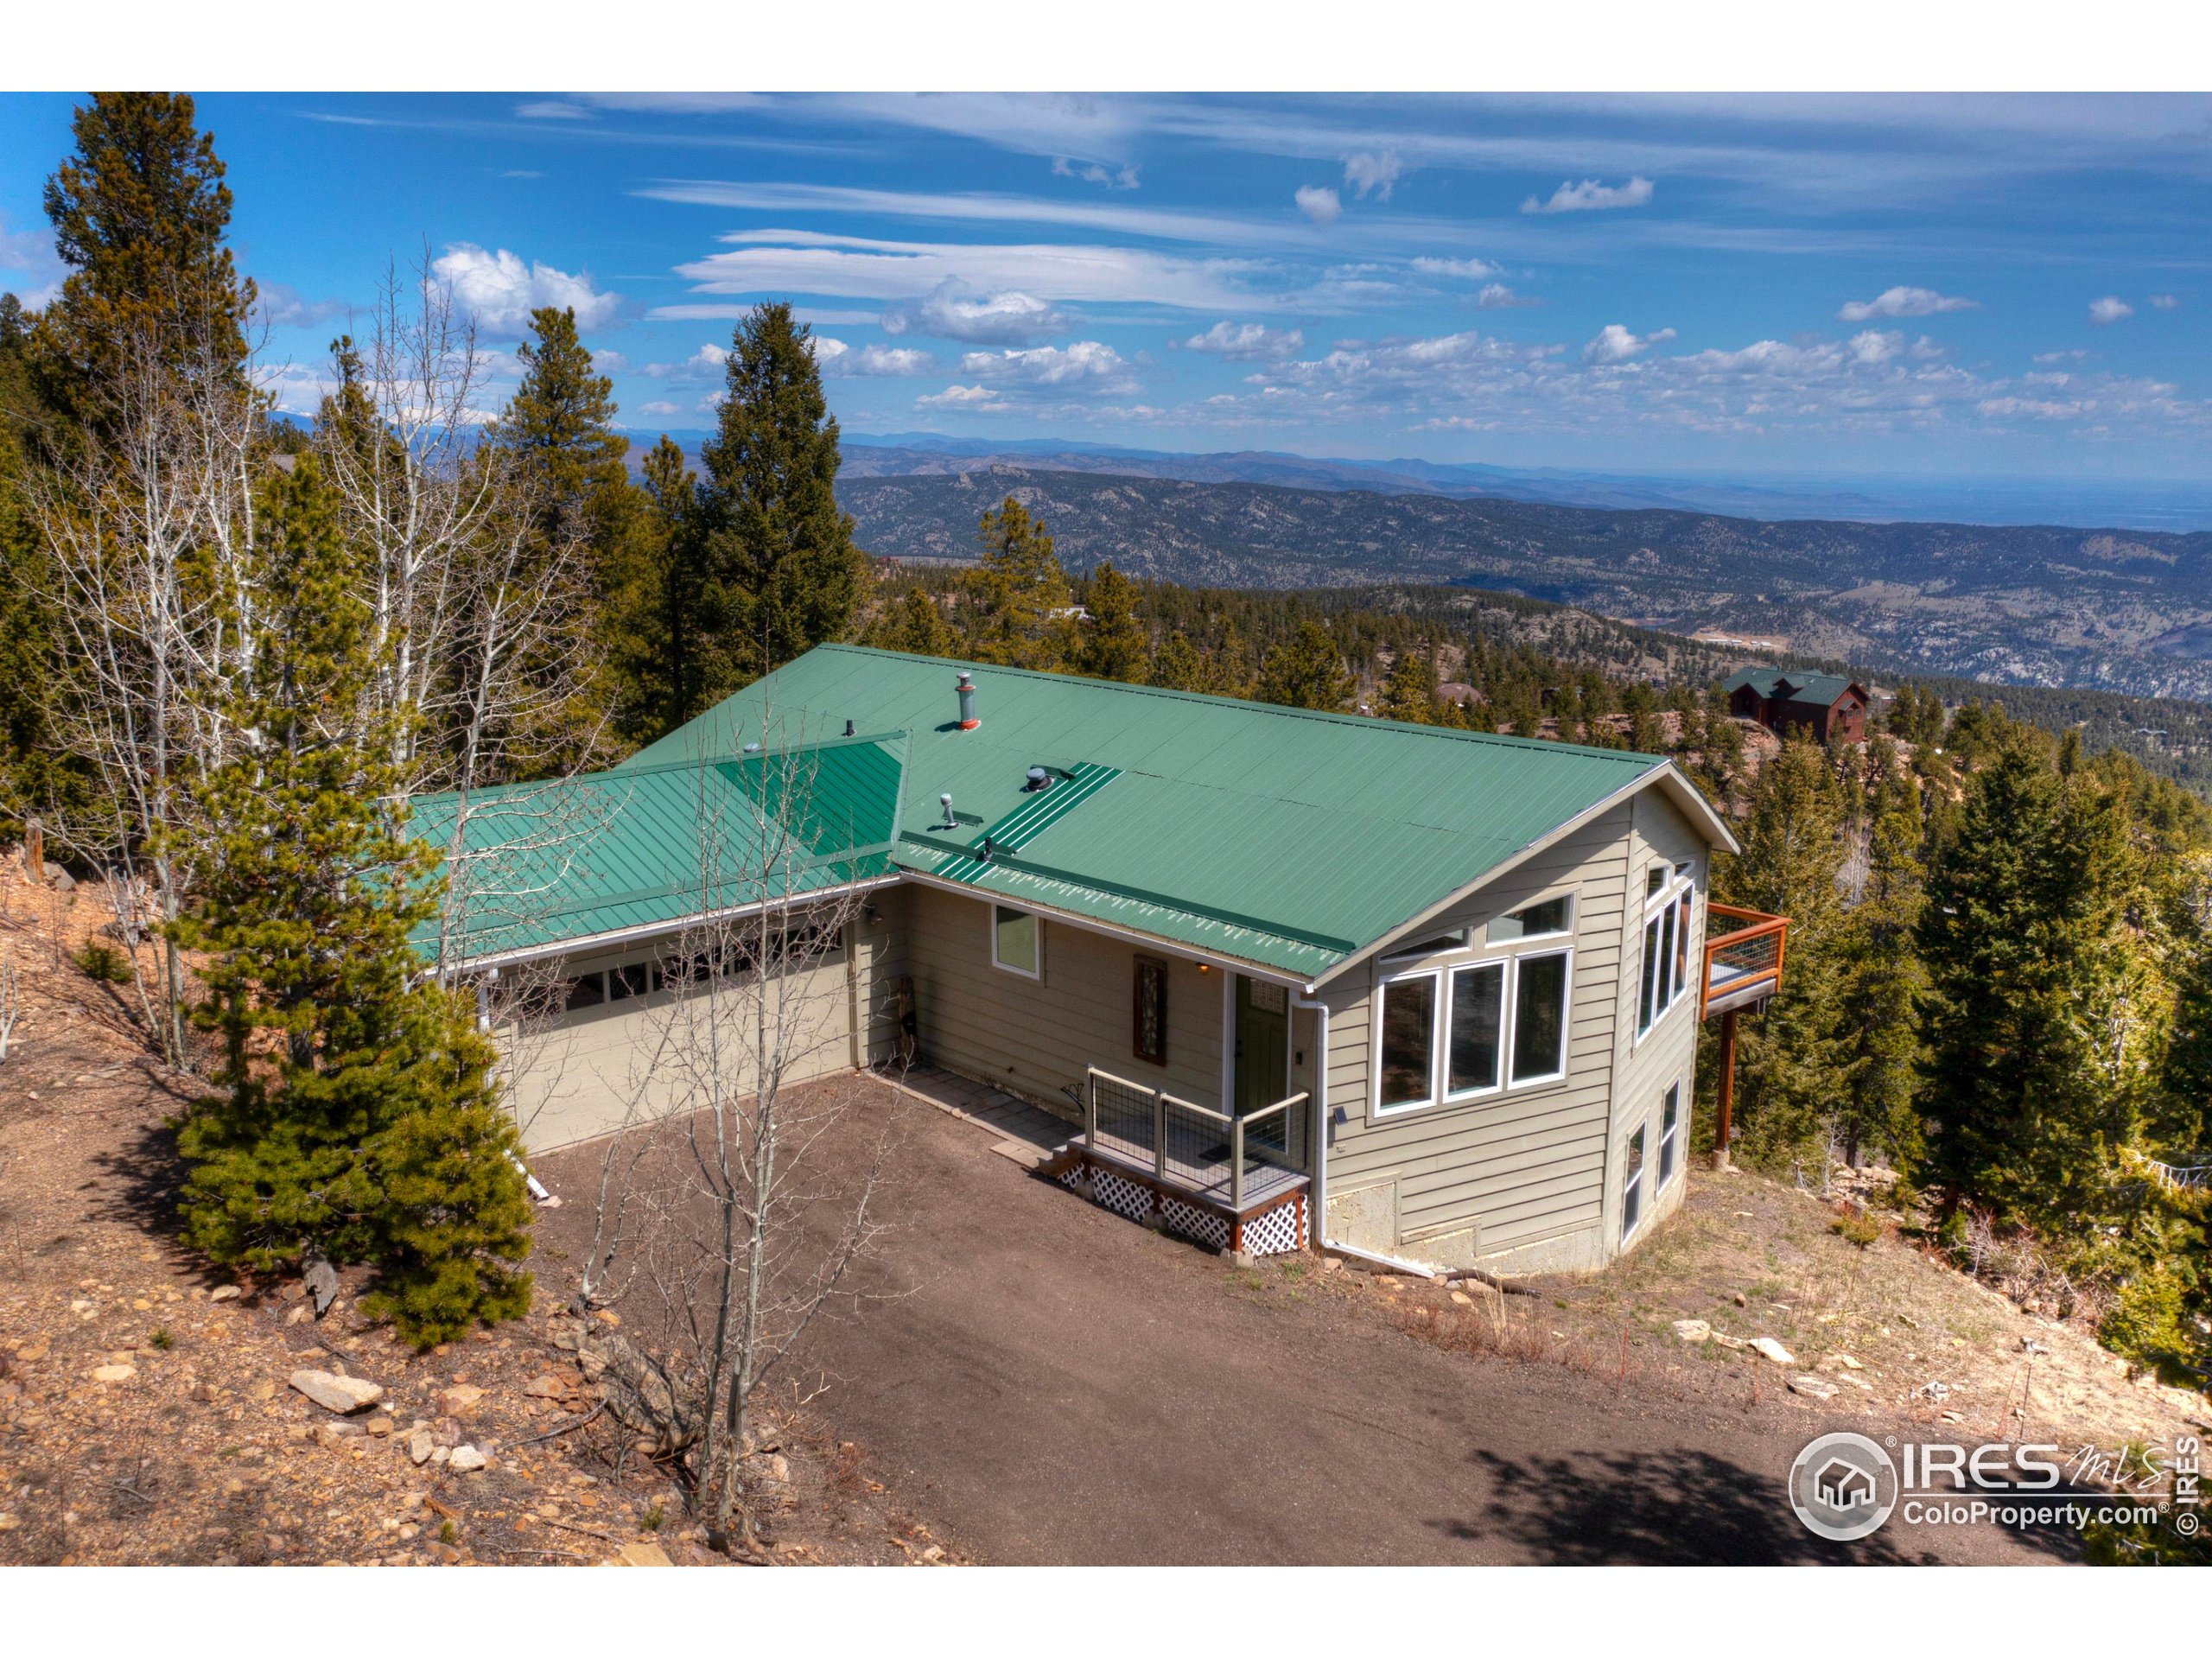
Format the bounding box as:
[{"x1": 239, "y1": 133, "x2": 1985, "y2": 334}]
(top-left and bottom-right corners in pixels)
[
  {"x1": 1634, "y1": 864, "x2": 1699, "y2": 1046},
  {"x1": 1372, "y1": 919, "x2": 1577, "y2": 1119},
  {"x1": 988, "y1": 902, "x2": 1042, "y2": 981}
]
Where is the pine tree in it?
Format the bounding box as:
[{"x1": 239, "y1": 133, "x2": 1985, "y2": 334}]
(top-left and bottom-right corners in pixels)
[
  {"x1": 1833, "y1": 745, "x2": 1928, "y2": 1165},
  {"x1": 0, "y1": 293, "x2": 69, "y2": 840},
  {"x1": 873, "y1": 587, "x2": 960, "y2": 658},
  {"x1": 1078, "y1": 561, "x2": 1148, "y2": 682},
  {"x1": 486, "y1": 305, "x2": 632, "y2": 560},
  {"x1": 606, "y1": 435, "x2": 699, "y2": 742},
  {"x1": 173, "y1": 457, "x2": 532, "y2": 1346},
  {"x1": 1915, "y1": 724, "x2": 2144, "y2": 1224},
  {"x1": 1379, "y1": 643, "x2": 1443, "y2": 724},
  {"x1": 693, "y1": 302, "x2": 866, "y2": 701},
  {"x1": 35, "y1": 92, "x2": 253, "y2": 412},
  {"x1": 1255, "y1": 620, "x2": 1353, "y2": 712},
  {"x1": 967, "y1": 496, "x2": 1074, "y2": 670},
  {"x1": 1715, "y1": 734, "x2": 1852, "y2": 1166},
  {"x1": 1148, "y1": 629, "x2": 1239, "y2": 696}
]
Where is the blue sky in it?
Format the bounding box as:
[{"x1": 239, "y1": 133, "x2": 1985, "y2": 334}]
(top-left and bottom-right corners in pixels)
[{"x1": 3, "y1": 91, "x2": 2209, "y2": 480}]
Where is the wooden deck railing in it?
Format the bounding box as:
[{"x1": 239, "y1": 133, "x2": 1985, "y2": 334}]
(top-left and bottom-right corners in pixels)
[{"x1": 1701, "y1": 903, "x2": 1789, "y2": 1018}]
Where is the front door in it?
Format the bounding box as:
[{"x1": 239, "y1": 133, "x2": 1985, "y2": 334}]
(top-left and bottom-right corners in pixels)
[{"x1": 1233, "y1": 975, "x2": 1289, "y2": 1117}]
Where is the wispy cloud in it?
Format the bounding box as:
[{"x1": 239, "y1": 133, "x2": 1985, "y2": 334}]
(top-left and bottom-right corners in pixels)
[
  {"x1": 255, "y1": 282, "x2": 348, "y2": 329},
  {"x1": 515, "y1": 100, "x2": 594, "y2": 121},
  {"x1": 2149, "y1": 293, "x2": 2180, "y2": 310},
  {"x1": 0, "y1": 213, "x2": 64, "y2": 308},
  {"x1": 1294, "y1": 186, "x2": 1342, "y2": 226},
  {"x1": 812, "y1": 337, "x2": 935, "y2": 376},
  {"x1": 1837, "y1": 284, "x2": 1978, "y2": 321},
  {"x1": 1344, "y1": 150, "x2": 1403, "y2": 200},
  {"x1": 1053, "y1": 156, "x2": 1141, "y2": 190},
  {"x1": 1411, "y1": 256, "x2": 1501, "y2": 281},
  {"x1": 1474, "y1": 283, "x2": 1537, "y2": 309},
  {"x1": 1521, "y1": 175, "x2": 1655, "y2": 214},
  {"x1": 2089, "y1": 295, "x2": 2135, "y2": 324}
]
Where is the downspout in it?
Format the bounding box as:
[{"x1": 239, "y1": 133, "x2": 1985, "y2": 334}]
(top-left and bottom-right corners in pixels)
[
  {"x1": 1297, "y1": 987, "x2": 1443, "y2": 1280},
  {"x1": 1294, "y1": 993, "x2": 1329, "y2": 1252}
]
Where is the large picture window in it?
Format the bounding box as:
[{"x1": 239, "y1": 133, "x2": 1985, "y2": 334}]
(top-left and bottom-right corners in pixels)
[
  {"x1": 1510, "y1": 950, "x2": 1570, "y2": 1084},
  {"x1": 1378, "y1": 975, "x2": 1436, "y2": 1109},
  {"x1": 1375, "y1": 897, "x2": 1575, "y2": 1116},
  {"x1": 1637, "y1": 867, "x2": 1697, "y2": 1039}
]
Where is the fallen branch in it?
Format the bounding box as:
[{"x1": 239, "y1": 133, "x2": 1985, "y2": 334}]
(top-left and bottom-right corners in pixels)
[
  {"x1": 1441, "y1": 1267, "x2": 1540, "y2": 1297},
  {"x1": 539, "y1": 1516, "x2": 617, "y2": 1543},
  {"x1": 506, "y1": 1400, "x2": 607, "y2": 1450}
]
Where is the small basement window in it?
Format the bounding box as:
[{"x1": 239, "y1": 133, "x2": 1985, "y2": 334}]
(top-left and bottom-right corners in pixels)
[
  {"x1": 1658, "y1": 1082, "x2": 1681, "y2": 1186},
  {"x1": 1622, "y1": 1122, "x2": 1648, "y2": 1240},
  {"x1": 608, "y1": 963, "x2": 651, "y2": 1001},
  {"x1": 564, "y1": 970, "x2": 607, "y2": 1013},
  {"x1": 992, "y1": 905, "x2": 1039, "y2": 978}
]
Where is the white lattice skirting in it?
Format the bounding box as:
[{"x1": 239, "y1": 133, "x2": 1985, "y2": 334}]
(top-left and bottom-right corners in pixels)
[{"x1": 1058, "y1": 1158, "x2": 1306, "y2": 1255}]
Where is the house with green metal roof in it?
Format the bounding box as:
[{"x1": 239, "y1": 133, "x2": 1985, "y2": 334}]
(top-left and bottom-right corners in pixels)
[
  {"x1": 1724, "y1": 666, "x2": 1870, "y2": 745},
  {"x1": 424, "y1": 643, "x2": 1756, "y2": 1274}
]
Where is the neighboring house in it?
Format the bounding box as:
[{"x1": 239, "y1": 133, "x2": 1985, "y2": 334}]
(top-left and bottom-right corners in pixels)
[
  {"x1": 415, "y1": 645, "x2": 1783, "y2": 1274},
  {"x1": 1724, "y1": 667, "x2": 1870, "y2": 744}
]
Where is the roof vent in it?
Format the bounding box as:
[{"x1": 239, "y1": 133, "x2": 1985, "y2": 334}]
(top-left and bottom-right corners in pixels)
[
  {"x1": 1025, "y1": 766, "x2": 1051, "y2": 792},
  {"x1": 938, "y1": 791, "x2": 957, "y2": 829},
  {"x1": 843, "y1": 719, "x2": 855, "y2": 738},
  {"x1": 956, "y1": 671, "x2": 979, "y2": 731}
]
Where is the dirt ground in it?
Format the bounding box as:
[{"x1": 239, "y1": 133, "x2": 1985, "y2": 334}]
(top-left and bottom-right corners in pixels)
[{"x1": 0, "y1": 868, "x2": 954, "y2": 1567}]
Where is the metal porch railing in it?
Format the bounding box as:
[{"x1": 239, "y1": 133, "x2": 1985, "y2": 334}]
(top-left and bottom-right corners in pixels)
[
  {"x1": 1700, "y1": 902, "x2": 1789, "y2": 1019},
  {"x1": 1083, "y1": 1065, "x2": 1310, "y2": 1213}
]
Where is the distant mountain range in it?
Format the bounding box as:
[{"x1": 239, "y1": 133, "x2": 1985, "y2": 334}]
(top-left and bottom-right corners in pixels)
[
  {"x1": 832, "y1": 435, "x2": 2212, "y2": 535},
  {"x1": 835, "y1": 463, "x2": 2212, "y2": 702}
]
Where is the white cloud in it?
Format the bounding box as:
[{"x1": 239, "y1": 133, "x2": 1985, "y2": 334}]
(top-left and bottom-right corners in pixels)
[
  {"x1": 955, "y1": 340, "x2": 1134, "y2": 390},
  {"x1": 1521, "y1": 175, "x2": 1655, "y2": 214},
  {"x1": 2033, "y1": 348, "x2": 2091, "y2": 364},
  {"x1": 1411, "y1": 256, "x2": 1502, "y2": 281},
  {"x1": 812, "y1": 337, "x2": 935, "y2": 376},
  {"x1": 1052, "y1": 156, "x2": 1141, "y2": 190},
  {"x1": 1847, "y1": 329, "x2": 1904, "y2": 365},
  {"x1": 515, "y1": 101, "x2": 593, "y2": 121},
  {"x1": 1181, "y1": 321, "x2": 1304, "y2": 360},
  {"x1": 639, "y1": 399, "x2": 683, "y2": 417},
  {"x1": 1475, "y1": 283, "x2": 1537, "y2": 309},
  {"x1": 2149, "y1": 293, "x2": 2180, "y2": 310},
  {"x1": 2089, "y1": 296, "x2": 2135, "y2": 324},
  {"x1": 1343, "y1": 150, "x2": 1402, "y2": 200},
  {"x1": 255, "y1": 283, "x2": 347, "y2": 329},
  {"x1": 429, "y1": 243, "x2": 620, "y2": 334},
  {"x1": 0, "y1": 213, "x2": 64, "y2": 308},
  {"x1": 882, "y1": 279, "x2": 1069, "y2": 344},
  {"x1": 645, "y1": 342, "x2": 728, "y2": 380},
  {"x1": 499, "y1": 169, "x2": 543, "y2": 180},
  {"x1": 1582, "y1": 323, "x2": 1676, "y2": 365},
  {"x1": 917, "y1": 384, "x2": 1012, "y2": 411},
  {"x1": 668, "y1": 230, "x2": 1262, "y2": 316},
  {"x1": 1837, "y1": 285, "x2": 1979, "y2": 321},
  {"x1": 1294, "y1": 186, "x2": 1342, "y2": 226}
]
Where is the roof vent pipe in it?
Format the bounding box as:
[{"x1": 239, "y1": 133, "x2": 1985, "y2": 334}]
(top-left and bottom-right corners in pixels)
[
  {"x1": 938, "y1": 792, "x2": 957, "y2": 830},
  {"x1": 956, "y1": 671, "x2": 979, "y2": 731}
]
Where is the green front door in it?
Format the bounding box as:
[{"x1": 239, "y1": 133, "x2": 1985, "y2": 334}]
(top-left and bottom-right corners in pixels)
[{"x1": 1234, "y1": 975, "x2": 1289, "y2": 1117}]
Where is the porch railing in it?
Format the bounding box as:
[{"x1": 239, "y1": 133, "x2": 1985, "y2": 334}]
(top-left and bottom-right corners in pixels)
[
  {"x1": 1083, "y1": 1065, "x2": 1311, "y2": 1212},
  {"x1": 1701, "y1": 902, "x2": 1789, "y2": 1018}
]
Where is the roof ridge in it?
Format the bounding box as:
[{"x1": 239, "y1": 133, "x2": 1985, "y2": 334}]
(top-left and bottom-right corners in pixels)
[{"x1": 814, "y1": 644, "x2": 1665, "y2": 766}]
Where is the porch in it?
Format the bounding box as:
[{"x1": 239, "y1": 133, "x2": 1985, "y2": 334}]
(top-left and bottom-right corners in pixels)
[
  {"x1": 1700, "y1": 902, "x2": 1790, "y2": 1166},
  {"x1": 1064, "y1": 1066, "x2": 1313, "y2": 1255}
]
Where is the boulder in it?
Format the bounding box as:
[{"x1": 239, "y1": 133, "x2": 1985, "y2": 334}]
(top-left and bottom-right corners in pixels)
[
  {"x1": 609, "y1": 1541, "x2": 672, "y2": 1567},
  {"x1": 435, "y1": 1383, "x2": 486, "y2": 1419},
  {"x1": 1670, "y1": 1319, "x2": 1713, "y2": 1344},
  {"x1": 448, "y1": 1445, "x2": 488, "y2": 1473},
  {"x1": 1788, "y1": 1374, "x2": 1840, "y2": 1401},
  {"x1": 90, "y1": 1363, "x2": 136, "y2": 1383},
  {"x1": 208, "y1": 1286, "x2": 242, "y2": 1303},
  {"x1": 523, "y1": 1374, "x2": 568, "y2": 1399},
  {"x1": 1751, "y1": 1338, "x2": 1796, "y2": 1365},
  {"x1": 404, "y1": 1427, "x2": 435, "y2": 1465},
  {"x1": 289, "y1": 1370, "x2": 384, "y2": 1414}
]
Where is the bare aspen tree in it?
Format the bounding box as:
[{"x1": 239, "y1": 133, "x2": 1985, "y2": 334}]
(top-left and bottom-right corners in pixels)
[
  {"x1": 0, "y1": 944, "x2": 20, "y2": 1064},
  {"x1": 586, "y1": 728, "x2": 899, "y2": 1552},
  {"x1": 32, "y1": 308, "x2": 266, "y2": 1066}
]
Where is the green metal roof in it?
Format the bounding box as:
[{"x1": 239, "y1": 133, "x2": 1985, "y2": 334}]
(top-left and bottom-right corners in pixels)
[
  {"x1": 1726, "y1": 666, "x2": 1862, "y2": 708},
  {"x1": 407, "y1": 733, "x2": 905, "y2": 962},
  {"x1": 607, "y1": 645, "x2": 1684, "y2": 979}
]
